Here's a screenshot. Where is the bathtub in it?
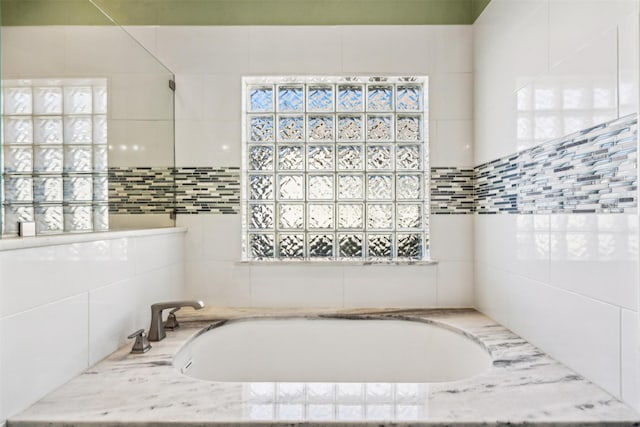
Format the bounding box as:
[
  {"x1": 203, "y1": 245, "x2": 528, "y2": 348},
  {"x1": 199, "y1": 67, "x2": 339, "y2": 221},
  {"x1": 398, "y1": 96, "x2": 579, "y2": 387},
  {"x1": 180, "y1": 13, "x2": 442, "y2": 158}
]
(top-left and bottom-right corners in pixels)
[
  {"x1": 174, "y1": 317, "x2": 492, "y2": 383},
  {"x1": 9, "y1": 309, "x2": 640, "y2": 426}
]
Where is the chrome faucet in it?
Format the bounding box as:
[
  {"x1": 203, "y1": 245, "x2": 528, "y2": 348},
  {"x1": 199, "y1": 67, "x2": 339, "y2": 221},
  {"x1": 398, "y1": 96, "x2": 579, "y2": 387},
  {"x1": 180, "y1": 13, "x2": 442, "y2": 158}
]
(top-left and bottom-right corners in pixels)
[{"x1": 148, "y1": 300, "x2": 204, "y2": 341}]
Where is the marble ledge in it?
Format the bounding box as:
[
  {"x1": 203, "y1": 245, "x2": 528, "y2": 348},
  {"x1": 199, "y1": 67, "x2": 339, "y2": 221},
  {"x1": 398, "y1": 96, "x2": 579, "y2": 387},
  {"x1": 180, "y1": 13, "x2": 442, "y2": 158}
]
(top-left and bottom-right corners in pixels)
[
  {"x1": 0, "y1": 227, "x2": 186, "y2": 252},
  {"x1": 8, "y1": 308, "x2": 640, "y2": 427}
]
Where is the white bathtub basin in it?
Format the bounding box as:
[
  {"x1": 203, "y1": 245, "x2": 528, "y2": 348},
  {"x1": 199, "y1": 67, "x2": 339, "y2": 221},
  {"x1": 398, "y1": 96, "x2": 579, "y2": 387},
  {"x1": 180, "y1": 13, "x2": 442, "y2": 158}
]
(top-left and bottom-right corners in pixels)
[{"x1": 174, "y1": 318, "x2": 492, "y2": 382}]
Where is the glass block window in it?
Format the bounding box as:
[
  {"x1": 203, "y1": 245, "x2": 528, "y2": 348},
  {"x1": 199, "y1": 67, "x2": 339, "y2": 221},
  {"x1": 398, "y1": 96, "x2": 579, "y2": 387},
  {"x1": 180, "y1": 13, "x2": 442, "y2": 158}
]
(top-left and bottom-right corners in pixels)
[
  {"x1": 1, "y1": 79, "x2": 109, "y2": 235},
  {"x1": 242, "y1": 76, "x2": 429, "y2": 261}
]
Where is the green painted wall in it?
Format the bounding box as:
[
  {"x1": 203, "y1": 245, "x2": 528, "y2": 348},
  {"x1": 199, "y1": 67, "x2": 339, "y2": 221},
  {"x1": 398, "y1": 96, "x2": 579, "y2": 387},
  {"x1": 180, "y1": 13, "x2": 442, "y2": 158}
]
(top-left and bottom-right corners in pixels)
[{"x1": 1, "y1": 0, "x2": 491, "y2": 26}]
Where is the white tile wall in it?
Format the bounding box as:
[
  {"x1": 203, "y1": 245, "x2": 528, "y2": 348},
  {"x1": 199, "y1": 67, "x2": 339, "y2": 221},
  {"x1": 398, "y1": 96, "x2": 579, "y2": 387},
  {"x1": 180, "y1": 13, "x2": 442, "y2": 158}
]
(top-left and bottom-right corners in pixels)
[
  {"x1": 474, "y1": 0, "x2": 639, "y2": 409},
  {"x1": 154, "y1": 25, "x2": 476, "y2": 308},
  {"x1": 0, "y1": 230, "x2": 185, "y2": 424}
]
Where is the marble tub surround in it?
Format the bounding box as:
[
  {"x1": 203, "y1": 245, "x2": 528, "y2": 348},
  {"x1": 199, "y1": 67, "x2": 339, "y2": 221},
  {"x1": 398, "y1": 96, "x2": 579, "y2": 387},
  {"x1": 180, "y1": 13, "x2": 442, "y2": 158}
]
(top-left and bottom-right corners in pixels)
[{"x1": 8, "y1": 309, "x2": 639, "y2": 427}]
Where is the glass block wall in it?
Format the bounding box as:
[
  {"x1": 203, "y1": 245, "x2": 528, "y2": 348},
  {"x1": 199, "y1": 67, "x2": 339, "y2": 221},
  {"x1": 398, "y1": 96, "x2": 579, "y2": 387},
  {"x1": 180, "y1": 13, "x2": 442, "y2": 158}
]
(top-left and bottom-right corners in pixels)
[
  {"x1": 242, "y1": 76, "x2": 429, "y2": 261},
  {"x1": 1, "y1": 79, "x2": 109, "y2": 235}
]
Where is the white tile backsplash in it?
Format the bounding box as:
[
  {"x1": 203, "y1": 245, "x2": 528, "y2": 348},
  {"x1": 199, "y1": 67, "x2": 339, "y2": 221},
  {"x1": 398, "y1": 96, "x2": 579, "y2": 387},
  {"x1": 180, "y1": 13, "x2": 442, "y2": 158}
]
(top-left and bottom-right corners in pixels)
[
  {"x1": 0, "y1": 231, "x2": 185, "y2": 423},
  {"x1": 0, "y1": 294, "x2": 89, "y2": 423}
]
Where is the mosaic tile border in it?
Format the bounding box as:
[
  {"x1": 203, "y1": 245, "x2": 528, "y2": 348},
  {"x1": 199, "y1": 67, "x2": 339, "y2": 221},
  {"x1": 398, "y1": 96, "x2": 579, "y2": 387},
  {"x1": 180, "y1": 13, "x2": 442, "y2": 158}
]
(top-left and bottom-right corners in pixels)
[
  {"x1": 475, "y1": 114, "x2": 637, "y2": 214},
  {"x1": 174, "y1": 167, "x2": 240, "y2": 214},
  {"x1": 107, "y1": 115, "x2": 637, "y2": 216},
  {"x1": 430, "y1": 167, "x2": 475, "y2": 214}
]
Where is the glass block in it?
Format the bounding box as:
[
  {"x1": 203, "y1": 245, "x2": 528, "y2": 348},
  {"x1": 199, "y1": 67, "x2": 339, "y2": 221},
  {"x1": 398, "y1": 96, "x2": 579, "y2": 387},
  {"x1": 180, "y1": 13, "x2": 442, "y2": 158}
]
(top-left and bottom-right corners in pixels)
[
  {"x1": 93, "y1": 204, "x2": 109, "y2": 231},
  {"x1": 278, "y1": 234, "x2": 305, "y2": 258},
  {"x1": 249, "y1": 203, "x2": 274, "y2": 229},
  {"x1": 337, "y1": 115, "x2": 364, "y2": 142},
  {"x1": 64, "y1": 86, "x2": 93, "y2": 114},
  {"x1": 397, "y1": 85, "x2": 422, "y2": 111},
  {"x1": 278, "y1": 404, "x2": 304, "y2": 420},
  {"x1": 249, "y1": 116, "x2": 275, "y2": 143},
  {"x1": 249, "y1": 404, "x2": 274, "y2": 420},
  {"x1": 278, "y1": 146, "x2": 304, "y2": 170},
  {"x1": 3, "y1": 146, "x2": 33, "y2": 172},
  {"x1": 93, "y1": 175, "x2": 109, "y2": 202},
  {"x1": 308, "y1": 116, "x2": 334, "y2": 142},
  {"x1": 308, "y1": 145, "x2": 334, "y2": 170},
  {"x1": 337, "y1": 405, "x2": 364, "y2": 421},
  {"x1": 367, "y1": 85, "x2": 393, "y2": 111},
  {"x1": 35, "y1": 205, "x2": 64, "y2": 234},
  {"x1": 366, "y1": 405, "x2": 392, "y2": 419},
  {"x1": 397, "y1": 233, "x2": 422, "y2": 259},
  {"x1": 367, "y1": 234, "x2": 392, "y2": 259},
  {"x1": 337, "y1": 383, "x2": 363, "y2": 399},
  {"x1": 397, "y1": 145, "x2": 422, "y2": 170},
  {"x1": 93, "y1": 145, "x2": 108, "y2": 173},
  {"x1": 367, "y1": 204, "x2": 393, "y2": 229},
  {"x1": 397, "y1": 204, "x2": 422, "y2": 229},
  {"x1": 397, "y1": 175, "x2": 422, "y2": 200},
  {"x1": 3, "y1": 87, "x2": 32, "y2": 115},
  {"x1": 308, "y1": 175, "x2": 334, "y2": 200},
  {"x1": 307, "y1": 85, "x2": 334, "y2": 112},
  {"x1": 34, "y1": 176, "x2": 63, "y2": 202},
  {"x1": 367, "y1": 175, "x2": 393, "y2": 200},
  {"x1": 93, "y1": 86, "x2": 108, "y2": 114},
  {"x1": 337, "y1": 204, "x2": 363, "y2": 229},
  {"x1": 93, "y1": 115, "x2": 108, "y2": 144},
  {"x1": 34, "y1": 146, "x2": 63, "y2": 173},
  {"x1": 338, "y1": 174, "x2": 363, "y2": 200},
  {"x1": 278, "y1": 175, "x2": 304, "y2": 200},
  {"x1": 367, "y1": 145, "x2": 393, "y2": 170},
  {"x1": 277, "y1": 86, "x2": 304, "y2": 112},
  {"x1": 64, "y1": 176, "x2": 93, "y2": 201},
  {"x1": 307, "y1": 383, "x2": 334, "y2": 402},
  {"x1": 249, "y1": 175, "x2": 274, "y2": 200},
  {"x1": 279, "y1": 204, "x2": 304, "y2": 229},
  {"x1": 309, "y1": 234, "x2": 334, "y2": 258},
  {"x1": 308, "y1": 204, "x2": 333, "y2": 229},
  {"x1": 278, "y1": 116, "x2": 304, "y2": 142},
  {"x1": 249, "y1": 233, "x2": 275, "y2": 258},
  {"x1": 4, "y1": 117, "x2": 34, "y2": 143},
  {"x1": 337, "y1": 145, "x2": 364, "y2": 170},
  {"x1": 397, "y1": 115, "x2": 422, "y2": 141},
  {"x1": 249, "y1": 146, "x2": 274, "y2": 171},
  {"x1": 64, "y1": 116, "x2": 92, "y2": 144},
  {"x1": 367, "y1": 115, "x2": 393, "y2": 141},
  {"x1": 366, "y1": 383, "x2": 393, "y2": 400},
  {"x1": 249, "y1": 383, "x2": 275, "y2": 399},
  {"x1": 64, "y1": 205, "x2": 93, "y2": 232},
  {"x1": 34, "y1": 117, "x2": 63, "y2": 144},
  {"x1": 337, "y1": 85, "x2": 364, "y2": 112},
  {"x1": 249, "y1": 86, "x2": 274, "y2": 112},
  {"x1": 34, "y1": 86, "x2": 63, "y2": 115},
  {"x1": 338, "y1": 233, "x2": 363, "y2": 257},
  {"x1": 5, "y1": 176, "x2": 33, "y2": 202},
  {"x1": 308, "y1": 404, "x2": 333, "y2": 421},
  {"x1": 64, "y1": 146, "x2": 92, "y2": 172},
  {"x1": 3, "y1": 205, "x2": 34, "y2": 233}
]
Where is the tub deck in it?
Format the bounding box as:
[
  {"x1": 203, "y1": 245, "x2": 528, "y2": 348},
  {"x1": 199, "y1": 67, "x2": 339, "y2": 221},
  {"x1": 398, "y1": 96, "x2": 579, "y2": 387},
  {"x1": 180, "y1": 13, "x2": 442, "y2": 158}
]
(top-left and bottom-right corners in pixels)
[{"x1": 8, "y1": 308, "x2": 640, "y2": 427}]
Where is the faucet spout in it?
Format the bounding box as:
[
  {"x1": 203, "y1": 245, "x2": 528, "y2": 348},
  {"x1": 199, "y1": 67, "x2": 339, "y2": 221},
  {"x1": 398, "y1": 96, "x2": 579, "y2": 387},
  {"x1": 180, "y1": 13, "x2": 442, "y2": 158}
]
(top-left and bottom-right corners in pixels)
[{"x1": 148, "y1": 300, "x2": 204, "y2": 341}]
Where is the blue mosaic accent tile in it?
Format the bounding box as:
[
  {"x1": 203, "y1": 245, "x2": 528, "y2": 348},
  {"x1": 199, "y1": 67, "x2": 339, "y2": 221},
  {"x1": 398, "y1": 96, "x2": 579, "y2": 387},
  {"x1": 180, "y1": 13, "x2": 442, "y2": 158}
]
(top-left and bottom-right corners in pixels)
[
  {"x1": 430, "y1": 167, "x2": 475, "y2": 214},
  {"x1": 475, "y1": 114, "x2": 637, "y2": 214}
]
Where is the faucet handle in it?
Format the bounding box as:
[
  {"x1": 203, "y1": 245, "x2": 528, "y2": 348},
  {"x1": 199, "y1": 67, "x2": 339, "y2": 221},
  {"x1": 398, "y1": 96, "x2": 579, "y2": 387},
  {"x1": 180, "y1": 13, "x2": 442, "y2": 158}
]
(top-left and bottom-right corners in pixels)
[
  {"x1": 127, "y1": 329, "x2": 152, "y2": 354},
  {"x1": 164, "y1": 308, "x2": 181, "y2": 331}
]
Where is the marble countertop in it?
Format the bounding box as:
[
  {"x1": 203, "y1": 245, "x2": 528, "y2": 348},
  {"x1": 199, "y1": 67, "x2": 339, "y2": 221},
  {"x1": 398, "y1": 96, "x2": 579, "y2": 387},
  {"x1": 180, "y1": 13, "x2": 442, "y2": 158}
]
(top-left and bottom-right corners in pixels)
[{"x1": 9, "y1": 308, "x2": 640, "y2": 426}]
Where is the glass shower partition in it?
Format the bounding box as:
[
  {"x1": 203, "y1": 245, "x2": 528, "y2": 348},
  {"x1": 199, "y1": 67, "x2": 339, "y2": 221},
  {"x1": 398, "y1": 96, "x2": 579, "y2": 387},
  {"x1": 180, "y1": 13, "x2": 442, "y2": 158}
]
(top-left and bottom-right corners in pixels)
[{"x1": 0, "y1": 0, "x2": 176, "y2": 236}]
